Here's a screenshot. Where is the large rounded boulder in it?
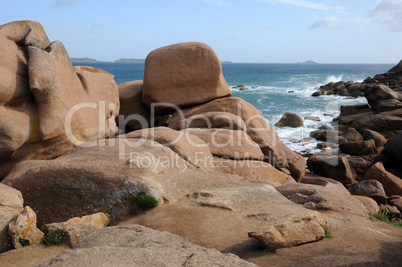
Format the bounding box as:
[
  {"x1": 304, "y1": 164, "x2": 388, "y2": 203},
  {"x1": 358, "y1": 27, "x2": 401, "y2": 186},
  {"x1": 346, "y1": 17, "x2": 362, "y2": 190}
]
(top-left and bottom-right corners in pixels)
[{"x1": 142, "y1": 42, "x2": 231, "y2": 112}]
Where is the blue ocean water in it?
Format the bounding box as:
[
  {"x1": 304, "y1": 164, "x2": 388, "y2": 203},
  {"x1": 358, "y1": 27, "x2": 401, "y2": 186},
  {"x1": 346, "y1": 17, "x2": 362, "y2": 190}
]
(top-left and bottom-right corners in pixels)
[{"x1": 74, "y1": 62, "x2": 393, "y2": 153}]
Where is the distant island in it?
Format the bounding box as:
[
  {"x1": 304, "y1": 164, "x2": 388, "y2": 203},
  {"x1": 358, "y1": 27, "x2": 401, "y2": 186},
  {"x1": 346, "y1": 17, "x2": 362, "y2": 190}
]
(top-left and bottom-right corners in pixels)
[
  {"x1": 70, "y1": 57, "x2": 101, "y2": 63},
  {"x1": 114, "y1": 58, "x2": 145, "y2": 63},
  {"x1": 299, "y1": 60, "x2": 318, "y2": 64},
  {"x1": 71, "y1": 57, "x2": 233, "y2": 64},
  {"x1": 70, "y1": 58, "x2": 146, "y2": 63}
]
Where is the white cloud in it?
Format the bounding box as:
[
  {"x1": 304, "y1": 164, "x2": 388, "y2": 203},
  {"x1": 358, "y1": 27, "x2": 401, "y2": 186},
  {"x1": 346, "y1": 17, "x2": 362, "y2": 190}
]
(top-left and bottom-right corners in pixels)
[
  {"x1": 202, "y1": 0, "x2": 231, "y2": 7},
  {"x1": 264, "y1": 0, "x2": 344, "y2": 12},
  {"x1": 52, "y1": 0, "x2": 82, "y2": 9},
  {"x1": 369, "y1": 0, "x2": 402, "y2": 32},
  {"x1": 308, "y1": 16, "x2": 338, "y2": 29}
]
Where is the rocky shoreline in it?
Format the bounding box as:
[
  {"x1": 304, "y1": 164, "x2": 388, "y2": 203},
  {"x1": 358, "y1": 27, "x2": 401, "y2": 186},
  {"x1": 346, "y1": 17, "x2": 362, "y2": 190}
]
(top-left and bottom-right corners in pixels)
[{"x1": 0, "y1": 21, "x2": 401, "y2": 266}]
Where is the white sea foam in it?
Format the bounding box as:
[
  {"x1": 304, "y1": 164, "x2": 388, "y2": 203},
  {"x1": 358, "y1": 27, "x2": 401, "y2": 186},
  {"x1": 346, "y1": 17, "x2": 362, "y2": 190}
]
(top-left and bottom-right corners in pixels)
[{"x1": 325, "y1": 74, "x2": 343, "y2": 84}]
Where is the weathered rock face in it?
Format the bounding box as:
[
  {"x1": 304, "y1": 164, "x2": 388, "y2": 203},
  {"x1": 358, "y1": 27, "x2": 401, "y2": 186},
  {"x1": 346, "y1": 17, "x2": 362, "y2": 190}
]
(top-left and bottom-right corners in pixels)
[
  {"x1": 336, "y1": 108, "x2": 402, "y2": 138},
  {"x1": 37, "y1": 225, "x2": 256, "y2": 267},
  {"x1": 339, "y1": 140, "x2": 376, "y2": 155},
  {"x1": 0, "y1": 183, "x2": 23, "y2": 209},
  {"x1": 307, "y1": 155, "x2": 355, "y2": 185},
  {"x1": 361, "y1": 162, "x2": 402, "y2": 197},
  {"x1": 41, "y1": 212, "x2": 110, "y2": 247},
  {"x1": 333, "y1": 70, "x2": 402, "y2": 138},
  {"x1": 364, "y1": 84, "x2": 402, "y2": 112},
  {"x1": 362, "y1": 129, "x2": 387, "y2": 147},
  {"x1": 348, "y1": 180, "x2": 387, "y2": 204},
  {"x1": 2, "y1": 132, "x2": 279, "y2": 225},
  {"x1": 248, "y1": 211, "x2": 328, "y2": 251},
  {"x1": 347, "y1": 156, "x2": 373, "y2": 178},
  {"x1": 142, "y1": 42, "x2": 232, "y2": 112},
  {"x1": 274, "y1": 112, "x2": 304, "y2": 128},
  {"x1": 0, "y1": 21, "x2": 119, "y2": 180},
  {"x1": 181, "y1": 128, "x2": 264, "y2": 160},
  {"x1": 117, "y1": 80, "x2": 151, "y2": 131},
  {"x1": 310, "y1": 128, "x2": 340, "y2": 142},
  {"x1": 341, "y1": 128, "x2": 363, "y2": 142},
  {"x1": 0, "y1": 184, "x2": 24, "y2": 252},
  {"x1": 168, "y1": 97, "x2": 289, "y2": 169},
  {"x1": 353, "y1": 195, "x2": 380, "y2": 214},
  {"x1": 282, "y1": 143, "x2": 306, "y2": 180},
  {"x1": 64, "y1": 212, "x2": 110, "y2": 227},
  {"x1": 380, "y1": 204, "x2": 401, "y2": 218},
  {"x1": 277, "y1": 177, "x2": 368, "y2": 217},
  {"x1": 389, "y1": 195, "x2": 402, "y2": 213},
  {"x1": 8, "y1": 206, "x2": 44, "y2": 249},
  {"x1": 174, "y1": 111, "x2": 247, "y2": 131},
  {"x1": 211, "y1": 158, "x2": 291, "y2": 186},
  {"x1": 190, "y1": 184, "x2": 293, "y2": 212}
]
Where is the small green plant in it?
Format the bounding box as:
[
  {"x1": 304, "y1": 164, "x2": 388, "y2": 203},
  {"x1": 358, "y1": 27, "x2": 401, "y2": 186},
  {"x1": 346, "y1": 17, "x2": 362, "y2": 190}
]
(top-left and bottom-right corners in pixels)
[
  {"x1": 370, "y1": 212, "x2": 402, "y2": 228},
  {"x1": 136, "y1": 192, "x2": 159, "y2": 210},
  {"x1": 324, "y1": 228, "x2": 333, "y2": 238},
  {"x1": 43, "y1": 230, "x2": 64, "y2": 246}
]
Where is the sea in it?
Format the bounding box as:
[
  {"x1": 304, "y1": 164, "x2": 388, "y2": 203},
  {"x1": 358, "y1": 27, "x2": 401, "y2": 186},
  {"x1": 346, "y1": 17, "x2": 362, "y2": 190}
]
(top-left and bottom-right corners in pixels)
[{"x1": 73, "y1": 62, "x2": 394, "y2": 154}]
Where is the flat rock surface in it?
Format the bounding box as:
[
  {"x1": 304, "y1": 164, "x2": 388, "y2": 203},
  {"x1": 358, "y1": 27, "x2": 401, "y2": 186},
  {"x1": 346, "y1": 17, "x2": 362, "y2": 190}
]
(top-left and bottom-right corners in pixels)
[
  {"x1": 113, "y1": 184, "x2": 402, "y2": 266},
  {"x1": 0, "y1": 243, "x2": 70, "y2": 267},
  {"x1": 37, "y1": 225, "x2": 255, "y2": 267}
]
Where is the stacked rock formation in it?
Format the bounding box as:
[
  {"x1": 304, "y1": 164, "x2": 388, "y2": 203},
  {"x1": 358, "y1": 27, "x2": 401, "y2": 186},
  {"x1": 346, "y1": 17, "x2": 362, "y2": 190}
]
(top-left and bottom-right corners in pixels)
[{"x1": 0, "y1": 21, "x2": 119, "y2": 180}]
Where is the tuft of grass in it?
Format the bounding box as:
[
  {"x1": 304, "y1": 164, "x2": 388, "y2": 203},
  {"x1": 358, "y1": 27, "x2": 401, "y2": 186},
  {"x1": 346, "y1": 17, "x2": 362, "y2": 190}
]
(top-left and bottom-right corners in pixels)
[
  {"x1": 370, "y1": 212, "x2": 402, "y2": 228},
  {"x1": 43, "y1": 230, "x2": 64, "y2": 246},
  {"x1": 324, "y1": 228, "x2": 333, "y2": 238},
  {"x1": 136, "y1": 193, "x2": 159, "y2": 210}
]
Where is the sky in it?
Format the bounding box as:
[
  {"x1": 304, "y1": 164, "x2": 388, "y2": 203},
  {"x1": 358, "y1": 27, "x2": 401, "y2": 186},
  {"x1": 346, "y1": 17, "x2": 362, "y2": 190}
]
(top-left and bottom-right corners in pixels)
[{"x1": 1, "y1": 0, "x2": 401, "y2": 63}]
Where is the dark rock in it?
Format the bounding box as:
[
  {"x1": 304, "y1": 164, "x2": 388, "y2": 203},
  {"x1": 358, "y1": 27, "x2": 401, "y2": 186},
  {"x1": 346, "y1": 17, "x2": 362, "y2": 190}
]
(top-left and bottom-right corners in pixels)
[
  {"x1": 348, "y1": 180, "x2": 387, "y2": 204},
  {"x1": 304, "y1": 116, "x2": 321, "y2": 122},
  {"x1": 362, "y1": 129, "x2": 387, "y2": 147},
  {"x1": 384, "y1": 132, "x2": 402, "y2": 168},
  {"x1": 339, "y1": 103, "x2": 371, "y2": 116},
  {"x1": 379, "y1": 204, "x2": 401, "y2": 218},
  {"x1": 339, "y1": 140, "x2": 375, "y2": 155},
  {"x1": 341, "y1": 128, "x2": 363, "y2": 142},
  {"x1": 361, "y1": 162, "x2": 402, "y2": 197},
  {"x1": 310, "y1": 129, "x2": 340, "y2": 142},
  {"x1": 307, "y1": 155, "x2": 355, "y2": 185},
  {"x1": 275, "y1": 112, "x2": 304, "y2": 128},
  {"x1": 364, "y1": 84, "x2": 402, "y2": 112},
  {"x1": 347, "y1": 156, "x2": 373, "y2": 176},
  {"x1": 312, "y1": 91, "x2": 325, "y2": 97},
  {"x1": 388, "y1": 195, "x2": 402, "y2": 213}
]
